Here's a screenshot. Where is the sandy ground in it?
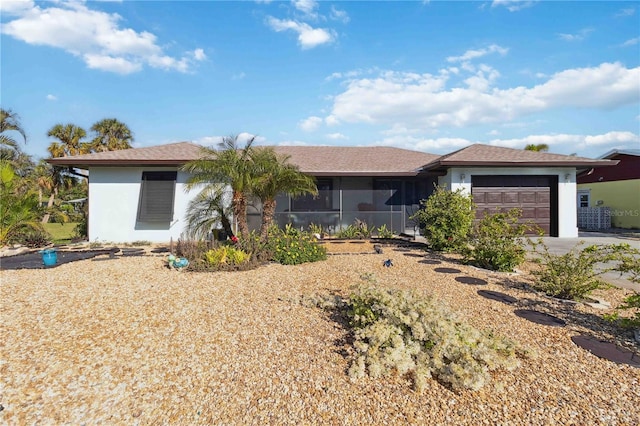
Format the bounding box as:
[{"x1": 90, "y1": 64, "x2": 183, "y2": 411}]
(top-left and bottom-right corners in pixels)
[{"x1": 1, "y1": 242, "x2": 639, "y2": 425}]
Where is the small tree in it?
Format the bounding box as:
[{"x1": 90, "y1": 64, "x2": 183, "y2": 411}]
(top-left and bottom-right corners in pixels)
[{"x1": 411, "y1": 185, "x2": 475, "y2": 252}]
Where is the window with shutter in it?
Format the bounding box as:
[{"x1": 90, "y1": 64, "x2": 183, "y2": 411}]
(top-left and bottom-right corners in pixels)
[{"x1": 137, "y1": 171, "x2": 177, "y2": 222}]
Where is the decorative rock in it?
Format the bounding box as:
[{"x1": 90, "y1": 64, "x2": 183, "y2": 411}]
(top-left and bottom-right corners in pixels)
[
  {"x1": 477, "y1": 290, "x2": 518, "y2": 304},
  {"x1": 434, "y1": 267, "x2": 461, "y2": 274},
  {"x1": 514, "y1": 309, "x2": 566, "y2": 327},
  {"x1": 455, "y1": 276, "x2": 488, "y2": 286},
  {"x1": 571, "y1": 335, "x2": 640, "y2": 368}
]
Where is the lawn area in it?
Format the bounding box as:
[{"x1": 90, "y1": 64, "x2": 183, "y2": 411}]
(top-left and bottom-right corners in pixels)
[{"x1": 43, "y1": 222, "x2": 78, "y2": 243}]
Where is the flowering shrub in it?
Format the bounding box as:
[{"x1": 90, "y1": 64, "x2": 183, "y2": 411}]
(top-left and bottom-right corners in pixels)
[
  {"x1": 269, "y1": 225, "x2": 327, "y2": 265},
  {"x1": 204, "y1": 245, "x2": 250, "y2": 267},
  {"x1": 305, "y1": 283, "x2": 527, "y2": 392},
  {"x1": 411, "y1": 186, "x2": 474, "y2": 252},
  {"x1": 344, "y1": 286, "x2": 524, "y2": 392}
]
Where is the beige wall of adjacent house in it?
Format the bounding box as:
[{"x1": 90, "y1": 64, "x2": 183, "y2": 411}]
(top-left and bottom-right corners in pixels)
[
  {"x1": 438, "y1": 167, "x2": 578, "y2": 238},
  {"x1": 577, "y1": 179, "x2": 640, "y2": 229}
]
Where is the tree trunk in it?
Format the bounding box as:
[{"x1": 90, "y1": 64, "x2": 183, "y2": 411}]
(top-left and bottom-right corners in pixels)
[
  {"x1": 259, "y1": 198, "x2": 276, "y2": 242},
  {"x1": 233, "y1": 191, "x2": 249, "y2": 240},
  {"x1": 41, "y1": 187, "x2": 58, "y2": 224}
]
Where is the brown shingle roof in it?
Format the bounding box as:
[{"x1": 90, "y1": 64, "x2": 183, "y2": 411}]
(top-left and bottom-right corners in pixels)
[
  {"x1": 47, "y1": 142, "x2": 203, "y2": 166},
  {"x1": 48, "y1": 141, "x2": 617, "y2": 174},
  {"x1": 420, "y1": 144, "x2": 618, "y2": 171},
  {"x1": 48, "y1": 142, "x2": 440, "y2": 176},
  {"x1": 270, "y1": 146, "x2": 439, "y2": 176}
]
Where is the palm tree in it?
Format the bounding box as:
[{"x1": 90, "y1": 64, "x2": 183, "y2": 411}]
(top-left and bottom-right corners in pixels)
[
  {"x1": 35, "y1": 160, "x2": 72, "y2": 224},
  {"x1": 524, "y1": 143, "x2": 550, "y2": 152},
  {"x1": 182, "y1": 135, "x2": 257, "y2": 240},
  {"x1": 184, "y1": 185, "x2": 234, "y2": 240},
  {"x1": 0, "y1": 108, "x2": 27, "y2": 150},
  {"x1": 47, "y1": 123, "x2": 90, "y2": 157},
  {"x1": 90, "y1": 118, "x2": 133, "y2": 152},
  {"x1": 251, "y1": 148, "x2": 317, "y2": 241}
]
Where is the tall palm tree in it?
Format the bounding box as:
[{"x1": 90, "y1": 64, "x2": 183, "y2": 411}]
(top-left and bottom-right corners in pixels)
[
  {"x1": 44, "y1": 124, "x2": 90, "y2": 223},
  {"x1": 0, "y1": 108, "x2": 27, "y2": 150},
  {"x1": 524, "y1": 143, "x2": 550, "y2": 152},
  {"x1": 47, "y1": 123, "x2": 90, "y2": 157},
  {"x1": 251, "y1": 148, "x2": 317, "y2": 241},
  {"x1": 182, "y1": 135, "x2": 257, "y2": 240},
  {"x1": 90, "y1": 118, "x2": 133, "y2": 152}
]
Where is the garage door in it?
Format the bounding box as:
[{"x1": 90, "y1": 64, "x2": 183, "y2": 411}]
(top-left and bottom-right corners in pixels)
[{"x1": 471, "y1": 176, "x2": 557, "y2": 236}]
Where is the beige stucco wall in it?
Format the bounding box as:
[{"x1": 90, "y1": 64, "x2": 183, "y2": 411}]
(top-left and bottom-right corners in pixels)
[{"x1": 577, "y1": 179, "x2": 640, "y2": 229}]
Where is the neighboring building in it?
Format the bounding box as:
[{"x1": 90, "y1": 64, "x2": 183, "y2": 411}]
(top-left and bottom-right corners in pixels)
[
  {"x1": 49, "y1": 142, "x2": 616, "y2": 242},
  {"x1": 577, "y1": 149, "x2": 640, "y2": 230}
]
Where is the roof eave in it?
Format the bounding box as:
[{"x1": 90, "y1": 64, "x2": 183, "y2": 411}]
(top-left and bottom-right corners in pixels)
[
  {"x1": 422, "y1": 160, "x2": 619, "y2": 171},
  {"x1": 47, "y1": 159, "x2": 190, "y2": 167}
]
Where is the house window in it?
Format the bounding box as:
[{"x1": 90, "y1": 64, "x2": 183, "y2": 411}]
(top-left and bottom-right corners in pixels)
[
  {"x1": 291, "y1": 178, "x2": 332, "y2": 211},
  {"x1": 137, "y1": 171, "x2": 177, "y2": 222},
  {"x1": 577, "y1": 190, "x2": 590, "y2": 208}
]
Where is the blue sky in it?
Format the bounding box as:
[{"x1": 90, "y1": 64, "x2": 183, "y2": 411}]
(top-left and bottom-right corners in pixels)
[{"x1": 2, "y1": 0, "x2": 639, "y2": 161}]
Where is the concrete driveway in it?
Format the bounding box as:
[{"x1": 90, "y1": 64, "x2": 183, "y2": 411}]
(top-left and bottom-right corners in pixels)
[{"x1": 527, "y1": 231, "x2": 640, "y2": 292}]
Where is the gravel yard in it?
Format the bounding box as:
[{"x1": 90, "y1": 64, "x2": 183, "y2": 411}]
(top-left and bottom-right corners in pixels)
[{"x1": 1, "y1": 242, "x2": 639, "y2": 425}]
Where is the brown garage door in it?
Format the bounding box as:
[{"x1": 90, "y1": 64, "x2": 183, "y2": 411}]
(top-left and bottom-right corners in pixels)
[{"x1": 471, "y1": 176, "x2": 557, "y2": 236}]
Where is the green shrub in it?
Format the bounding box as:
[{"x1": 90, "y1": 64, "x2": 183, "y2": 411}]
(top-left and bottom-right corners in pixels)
[
  {"x1": 204, "y1": 245, "x2": 250, "y2": 267},
  {"x1": 375, "y1": 224, "x2": 394, "y2": 239},
  {"x1": 269, "y1": 226, "x2": 327, "y2": 265},
  {"x1": 411, "y1": 186, "x2": 474, "y2": 252},
  {"x1": 530, "y1": 241, "x2": 634, "y2": 300},
  {"x1": 603, "y1": 246, "x2": 640, "y2": 328},
  {"x1": 336, "y1": 219, "x2": 373, "y2": 239},
  {"x1": 342, "y1": 286, "x2": 524, "y2": 392},
  {"x1": 307, "y1": 223, "x2": 327, "y2": 239},
  {"x1": 463, "y1": 208, "x2": 533, "y2": 272},
  {"x1": 604, "y1": 293, "x2": 640, "y2": 329},
  {"x1": 16, "y1": 229, "x2": 51, "y2": 248}
]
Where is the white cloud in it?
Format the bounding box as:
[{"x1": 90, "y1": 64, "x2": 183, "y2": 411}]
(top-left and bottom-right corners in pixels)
[
  {"x1": 615, "y1": 7, "x2": 635, "y2": 17},
  {"x1": 557, "y1": 28, "x2": 594, "y2": 42},
  {"x1": 326, "y1": 132, "x2": 348, "y2": 140},
  {"x1": 584, "y1": 131, "x2": 640, "y2": 146},
  {"x1": 330, "y1": 5, "x2": 350, "y2": 23},
  {"x1": 1, "y1": 1, "x2": 205, "y2": 74},
  {"x1": 277, "y1": 140, "x2": 312, "y2": 146},
  {"x1": 0, "y1": 0, "x2": 34, "y2": 15},
  {"x1": 299, "y1": 116, "x2": 323, "y2": 132},
  {"x1": 232, "y1": 72, "x2": 246, "y2": 80},
  {"x1": 266, "y1": 17, "x2": 334, "y2": 49},
  {"x1": 192, "y1": 48, "x2": 206, "y2": 61},
  {"x1": 491, "y1": 1, "x2": 537, "y2": 12},
  {"x1": 326, "y1": 62, "x2": 639, "y2": 129},
  {"x1": 195, "y1": 133, "x2": 266, "y2": 147},
  {"x1": 292, "y1": 0, "x2": 318, "y2": 17},
  {"x1": 46, "y1": 94, "x2": 57, "y2": 101},
  {"x1": 622, "y1": 37, "x2": 639, "y2": 47},
  {"x1": 446, "y1": 44, "x2": 508, "y2": 63},
  {"x1": 372, "y1": 131, "x2": 639, "y2": 156}
]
